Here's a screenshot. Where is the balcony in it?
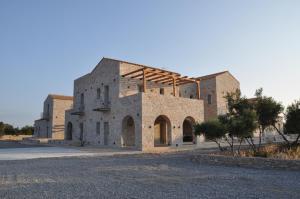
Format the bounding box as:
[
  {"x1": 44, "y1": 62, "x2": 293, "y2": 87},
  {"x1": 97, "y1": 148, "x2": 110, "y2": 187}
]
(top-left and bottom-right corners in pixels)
[
  {"x1": 93, "y1": 101, "x2": 111, "y2": 112},
  {"x1": 71, "y1": 105, "x2": 85, "y2": 116}
]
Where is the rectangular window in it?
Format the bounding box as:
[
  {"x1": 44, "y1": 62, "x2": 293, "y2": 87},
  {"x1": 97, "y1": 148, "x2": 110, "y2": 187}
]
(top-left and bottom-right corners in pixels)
[
  {"x1": 208, "y1": 94, "x2": 212, "y2": 105},
  {"x1": 97, "y1": 88, "x2": 101, "y2": 99},
  {"x1": 80, "y1": 93, "x2": 84, "y2": 106},
  {"x1": 160, "y1": 88, "x2": 165, "y2": 95},
  {"x1": 96, "y1": 122, "x2": 100, "y2": 135},
  {"x1": 104, "y1": 122, "x2": 109, "y2": 145},
  {"x1": 104, "y1": 85, "x2": 109, "y2": 105}
]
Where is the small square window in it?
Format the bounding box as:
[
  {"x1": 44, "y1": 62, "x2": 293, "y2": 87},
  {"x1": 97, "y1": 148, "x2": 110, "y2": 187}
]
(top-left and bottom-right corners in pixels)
[{"x1": 160, "y1": 88, "x2": 165, "y2": 95}]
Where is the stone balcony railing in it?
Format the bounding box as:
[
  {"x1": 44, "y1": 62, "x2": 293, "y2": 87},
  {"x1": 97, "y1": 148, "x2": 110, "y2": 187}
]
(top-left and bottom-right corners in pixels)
[{"x1": 93, "y1": 100, "x2": 111, "y2": 112}]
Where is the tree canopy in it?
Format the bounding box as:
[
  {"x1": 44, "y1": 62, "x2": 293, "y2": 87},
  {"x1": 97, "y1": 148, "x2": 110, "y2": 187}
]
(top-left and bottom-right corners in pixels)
[
  {"x1": 284, "y1": 100, "x2": 300, "y2": 144},
  {"x1": 0, "y1": 121, "x2": 34, "y2": 136}
]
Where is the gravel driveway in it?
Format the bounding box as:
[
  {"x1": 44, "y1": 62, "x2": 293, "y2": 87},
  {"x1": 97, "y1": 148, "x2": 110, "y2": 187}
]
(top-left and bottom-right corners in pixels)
[{"x1": 0, "y1": 152, "x2": 299, "y2": 199}]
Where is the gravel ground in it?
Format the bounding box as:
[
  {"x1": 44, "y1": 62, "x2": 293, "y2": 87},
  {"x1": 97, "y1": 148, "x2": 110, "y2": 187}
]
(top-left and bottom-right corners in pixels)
[{"x1": 0, "y1": 152, "x2": 299, "y2": 199}]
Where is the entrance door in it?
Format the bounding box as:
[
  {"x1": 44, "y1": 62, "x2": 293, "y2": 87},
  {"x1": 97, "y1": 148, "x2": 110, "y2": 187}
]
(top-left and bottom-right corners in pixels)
[
  {"x1": 154, "y1": 115, "x2": 170, "y2": 146},
  {"x1": 154, "y1": 122, "x2": 161, "y2": 145},
  {"x1": 104, "y1": 122, "x2": 109, "y2": 145},
  {"x1": 79, "y1": 123, "x2": 84, "y2": 142}
]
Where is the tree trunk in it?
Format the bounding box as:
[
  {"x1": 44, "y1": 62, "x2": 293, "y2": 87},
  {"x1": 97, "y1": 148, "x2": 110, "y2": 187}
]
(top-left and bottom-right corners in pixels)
[
  {"x1": 292, "y1": 134, "x2": 300, "y2": 146},
  {"x1": 225, "y1": 136, "x2": 234, "y2": 155},
  {"x1": 273, "y1": 125, "x2": 290, "y2": 145},
  {"x1": 258, "y1": 127, "x2": 264, "y2": 151},
  {"x1": 211, "y1": 139, "x2": 224, "y2": 151},
  {"x1": 245, "y1": 138, "x2": 256, "y2": 153},
  {"x1": 238, "y1": 138, "x2": 244, "y2": 156},
  {"x1": 231, "y1": 136, "x2": 234, "y2": 156}
]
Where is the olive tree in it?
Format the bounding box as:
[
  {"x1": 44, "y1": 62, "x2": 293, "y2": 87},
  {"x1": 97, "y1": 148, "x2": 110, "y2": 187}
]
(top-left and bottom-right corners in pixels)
[
  {"x1": 284, "y1": 100, "x2": 300, "y2": 146},
  {"x1": 194, "y1": 120, "x2": 226, "y2": 151},
  {"x1": 254, "y1": 88, "x2": 285, "y2": 147},
  {"x1": 220, "y1": 89, "x2": 257, "y2": 155}
]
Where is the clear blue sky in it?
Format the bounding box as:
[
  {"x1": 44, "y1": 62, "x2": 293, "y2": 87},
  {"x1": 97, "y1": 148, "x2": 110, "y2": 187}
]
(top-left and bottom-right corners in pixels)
[{"x1": 0, "y1": 0, "x2": 299, "y2": 127}]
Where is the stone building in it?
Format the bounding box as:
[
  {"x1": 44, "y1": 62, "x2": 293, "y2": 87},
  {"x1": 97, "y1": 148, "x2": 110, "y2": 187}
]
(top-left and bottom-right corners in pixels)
[
  {"x1": 34, "y1": 94, "x2": 73, "y2": 139},
  {"x1": 199, "y1": 71, "x2": 240, "y2": 121},
  {"x1": 64, "y1": 58, "x2": 240, "y2": 151}
]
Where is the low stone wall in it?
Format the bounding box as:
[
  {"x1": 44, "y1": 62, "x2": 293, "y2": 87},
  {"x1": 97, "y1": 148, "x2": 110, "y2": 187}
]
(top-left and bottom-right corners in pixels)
[
  {"x1": 0, "y1": 135, "x2": 32, "y2": 141},
  {"x1": 191, "y1": 154, "x2": 300, "y2": 171}
]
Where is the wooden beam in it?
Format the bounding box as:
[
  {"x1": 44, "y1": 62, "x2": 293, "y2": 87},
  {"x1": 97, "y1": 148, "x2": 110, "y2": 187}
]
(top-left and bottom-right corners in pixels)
[
  {"x1": 147, "y1": 74, "x2": 168, "y2": 81},
  {"x1": 130, "y1": 72, "x2": 144, "y2": 79},
  {"x1": 145, "y1": 73, "x2": 160, "y2": 79},
  {"x1": 172, "y1": 77, "x2": 176, "y2": 96},
  {"x1": 142, "y1": 69, "x2": 146, "y2": 92},
  {"x1": 122, "y1": 68, "x2": 144, "y2": 77},
  {"x1": 140, "y1": 70, "x2": 176, "y2": 80},
  {"x1": 160, "y1": 78, "x2": 175, "y2": 84},
  {"x1": 154, "y1": 77, "x2": 173, "y2": 83}
]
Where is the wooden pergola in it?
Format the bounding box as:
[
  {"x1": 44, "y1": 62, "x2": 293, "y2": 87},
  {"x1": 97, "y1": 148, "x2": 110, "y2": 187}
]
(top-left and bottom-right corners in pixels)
[{"x1": 122, "y1": 66, "x2": 200, "y2": 99}]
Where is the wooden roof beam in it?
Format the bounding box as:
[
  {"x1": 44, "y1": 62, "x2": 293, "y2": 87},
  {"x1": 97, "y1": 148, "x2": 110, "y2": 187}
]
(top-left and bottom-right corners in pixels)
[
  {"x1": 160, "y1": 78, "x2": 176, "y2": 84},
  {"x1": 130, "y1": 72, "x2": 144, "y2": 79},
  {"x1": 154, "y1": 77, "x2": 173, "y2": 83},
  {"x1": 122, "y1": 68, "x2": 144, "y2": 77},
  {"x1": 146, "y1": 74, "x2": 168, "y2": 81},
  {"x1": 140, "y1": 71, "x2": 173, "y2": 80}
]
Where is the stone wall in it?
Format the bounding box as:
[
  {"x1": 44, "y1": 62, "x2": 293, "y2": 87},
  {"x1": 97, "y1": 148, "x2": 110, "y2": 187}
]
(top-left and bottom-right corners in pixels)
[
  {"x1": 141, "y1": 92, "x2": 204, "y2": 151},
  {"x1": 216, "y1": 73, "x2": 240, "y2": 115},
  {"x1": 200, "y1": 77, "x2": 217, "y2": 121},
  {"x1": 52, "y1": 99, "x2": 73, "y2": 139},
  {"x1": 69, "y1": 59, "x2": 121, "y2": 146}
]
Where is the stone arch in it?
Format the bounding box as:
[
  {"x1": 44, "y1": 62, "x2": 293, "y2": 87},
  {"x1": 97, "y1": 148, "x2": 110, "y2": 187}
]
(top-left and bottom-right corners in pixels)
[
  {"x1": 121, "y1": 115, "x2": 135, "y2": 147},
  {"x1": 66, "y1": 122, "x2": 73, "y2": 140},
  {"x1": 183, "y1": 116, "x2": 196, "y2": 143},
  {"x1": 154, "y1": 115, "x2": 171, "y2": 146}
]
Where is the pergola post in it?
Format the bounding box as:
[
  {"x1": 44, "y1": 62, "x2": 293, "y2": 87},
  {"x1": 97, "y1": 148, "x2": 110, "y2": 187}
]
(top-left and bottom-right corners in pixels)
[
  {"x1": 142, "y1": 69, "x2": 147, "y2": 92},
  {"x1": 172, "y1": 77, "x2": 176, "y2": 97},
  {"x1": 196, "y1": 80, "x2": 200, "y2": 99}
]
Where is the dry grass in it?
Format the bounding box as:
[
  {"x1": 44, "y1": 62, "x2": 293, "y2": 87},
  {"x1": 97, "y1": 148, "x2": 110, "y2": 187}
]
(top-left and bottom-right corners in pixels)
[
  {"x1": 216, "y1": 144, "x2": 300, "y2": 160},
  {"x1": 238, "y1": 144, "x2": 300, "y2": 160}
]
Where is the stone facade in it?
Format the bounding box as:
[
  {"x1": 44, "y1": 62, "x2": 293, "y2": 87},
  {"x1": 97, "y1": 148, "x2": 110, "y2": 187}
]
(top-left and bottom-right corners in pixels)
[
  {"x1": 63, "y1": 58, "x2": 239, "y2": 151},
  {"x1": 34, "y1": 95, "x2": 73, "y2": 139},
  {"x1": 199, "y1": 71, "x2": 240, "y2": 121}
]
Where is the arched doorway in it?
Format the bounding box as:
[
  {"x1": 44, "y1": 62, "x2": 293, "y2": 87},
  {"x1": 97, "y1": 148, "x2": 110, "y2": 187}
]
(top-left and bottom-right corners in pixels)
[
  {"x1": 121, "y1": 116, "x2": 135, "y2": 147},
  {"x1": 154, "y1": 115, "x2": 171, "y2": 146},
  {"x1": 183, "y1": 117, "x2": 195, "y2": 144},
  {"x1": 66, "y1": 122, "x2": 73, "y2": 140}
]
